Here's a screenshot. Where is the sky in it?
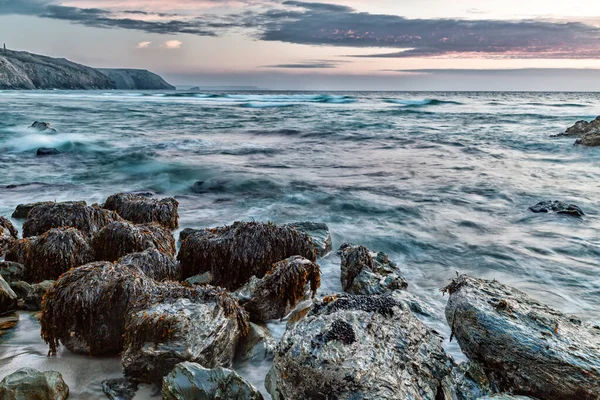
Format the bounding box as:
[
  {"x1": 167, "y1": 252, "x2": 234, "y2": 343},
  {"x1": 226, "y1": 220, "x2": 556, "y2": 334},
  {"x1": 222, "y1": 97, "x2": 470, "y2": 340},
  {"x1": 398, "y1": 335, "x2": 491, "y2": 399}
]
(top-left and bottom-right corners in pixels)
[{"x1": 2, "y1": 0, "x2": 600, "y2": 90}]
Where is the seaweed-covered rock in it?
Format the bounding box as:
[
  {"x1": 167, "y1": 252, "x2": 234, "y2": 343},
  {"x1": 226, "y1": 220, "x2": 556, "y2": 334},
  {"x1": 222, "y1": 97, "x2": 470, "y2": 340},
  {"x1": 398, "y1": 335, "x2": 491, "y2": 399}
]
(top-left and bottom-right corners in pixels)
[
  {"x1": 178, "y1": 228, "x2": 197, "y2": 243},
  {"x1": 0, "y1": 262, "x2": 26, "y2": 283},
  {"x1": 178, "y1": 222, "x2": 317, "y2": 291},
  {"x1": 122, "y1": 283, "x2": 249, "y2": 384},
  {"x1": 529, "y1": 200, "x2": 584, "y2": 217},
  {"x1": 10, "y1": 280, "x2": 55, "y2": 311},
  {"x1": 266, "y1": 293, "x2": 453, "y2": 399},
  {"x1": 339, "y1": 244, "x2": 407, "y2": 295},
  {"x1": 284, "y1": 222, "x2": 332, "y2": 257},
  {"x1": 236, "y1": 256, "x2": 320, "y2": 322},
  {"x1": 0, "y1": 216, "x2": 18, "y2": 257},
  {"x1": 23, "y1": 202, "x2": 121, "y2": 237},
  {"x1": 93, "y1": 221, "x2": 176, "y2": 262},
  {"x1": 162, "y1": 362, "x2": 264, "y2": 400},
  {"x1": 0, "y1": 275, "x2": 18, "y2": 315},
  {"x1": 0, "y1": 368, "x2": 68, "y2": 400},
  {"x1": 236, "y1": 322, "x2": 276, "y2": 362},
  {"x1": 118, "y1": 248, "x2": 181, "y2": 281},
  {"x1": 12, "y1": 201, "x2": 86, "y2": 219},
  {"x1": 41, "y1": 262, "x2": 155, "y2": 355},
  {"x1": 6, "y1": 227, "x2": 95, "y2": 283},
  {"x1": 444, "y1": 275, "x2": 600, "y2": 400},
  {"x1": 103, "y1": 192, "x2": 179, "y2": 230},
  {"x1": 30, "y1": 121, "x2": 57, "y2": 132}
]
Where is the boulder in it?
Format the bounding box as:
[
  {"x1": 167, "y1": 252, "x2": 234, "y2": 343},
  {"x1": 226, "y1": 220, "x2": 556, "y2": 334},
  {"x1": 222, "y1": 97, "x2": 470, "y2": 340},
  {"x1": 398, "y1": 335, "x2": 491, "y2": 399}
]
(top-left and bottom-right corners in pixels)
[
  {"x1": 339, "y1": 243, "x2": 407, "y2": 295},
  {"x1": 0, "y1": 275, "x2": 18, "y2": 315},
  {"x1": 236, "y1": 256, "x2": 321, "y2": 322},
  {"x1": 0, "y1": 262, "x2": 26, "y2": 283},
  {"x1": 0, "y1": 216, "x2": 18, "y2": 257},
  {"x1": 162, "y1": 362, "x2": 264, "y2": 400},
  {"x1": 92, "y1": 221, "x2": 176, "y2": 262},
  {"x1": 10, "y1": 280, "x2": 55, "y2": 311},
  {"x1": 122, "y1": 283, "x2": 249, "y2": 384},
  {"x1": 236, "y1": 322, "x2": 276, "y2": 362},
  {"x1": 36, "y1": 148, "x2": 60, "y2": 156},
  {"x1": 529, "y1": 200, "x2": 584, "y2": 217},
  {"x1": 178, "y1": 221, "x2": 317, "y2": 290},
  {"x1": 30, "y1": 121, "x2": 57, "y2": 132},
  {"x1": 440, "y1": 361, "x2": 493, "y2": 400},
  {"x1": 103, "y1": 192, "x2": 179, "y2": 230},
  {"x1": 266, "y1": 293, "x2": 453, "y2": 399},
  {"x1": 6, "y1": 227, "x2": 95, "y2": 283},
  {"x1": 41, "y1": 262, "x2": 156, "y2": 355},
  {"x1": 284, "y1": 222, "x2": 332, "y2": 257},
  {"x1": 23, "y1": 202, "x2": 121, "y2": 237},
  {"x1": 102, "y1": 378, "x2": 138, "y2": 400},
  {"x1": 118, "y1": 248, "x2": 181, "y2": 281},
  {"x1": 12, "y1": 201, "x2": 86, "y2": 219},
  {"x1": 443, "y1": 275, "x2": 600, "y2": 400},
  {"x1": 0, "y1": 368, "x2": 68, "y2": 400}
]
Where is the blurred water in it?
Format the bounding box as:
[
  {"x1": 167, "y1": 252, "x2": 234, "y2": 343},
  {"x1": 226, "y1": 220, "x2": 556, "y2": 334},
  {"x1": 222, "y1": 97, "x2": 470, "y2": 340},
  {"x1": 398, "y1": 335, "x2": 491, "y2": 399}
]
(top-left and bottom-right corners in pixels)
[{"x1": 1, "y1": 90, "x2": 600, "y2": 398}]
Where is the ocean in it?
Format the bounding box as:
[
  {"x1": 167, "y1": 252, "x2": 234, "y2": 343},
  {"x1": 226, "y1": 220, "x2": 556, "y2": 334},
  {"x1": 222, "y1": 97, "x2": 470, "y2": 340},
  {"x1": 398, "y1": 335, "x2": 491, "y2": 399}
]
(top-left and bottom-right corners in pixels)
[{"x1": 1, "y1": 90, "x2": 600, "y2": 398}]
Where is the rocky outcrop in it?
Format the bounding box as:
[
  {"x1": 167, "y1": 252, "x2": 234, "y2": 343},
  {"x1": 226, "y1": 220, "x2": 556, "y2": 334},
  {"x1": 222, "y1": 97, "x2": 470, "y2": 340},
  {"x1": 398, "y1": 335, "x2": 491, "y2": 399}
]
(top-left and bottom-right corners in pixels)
[
  {"x1": 0, "y1": 275, "x2": 18, "y2": 315},
  {"x1": 284, "y1": 222, "x2": 332, "y2": 257},
  {"x1": 118, "y1": 248, "x2": 181, "y2": 281},
  {"x1": 444, "y1": 275, "x2": 600, "y2": 400},
  {"x1": 98, "y1": 68, "x2": 175, "y2": 90},
  {"x1": 12, "y1": 201, "x2": 86, "y2": 219},
  {"x1": 266, "y1": 293, "x2": 453, "y2": 399},
  {"x1": 0, "y1": 49, "x2": 115, "y2": 90},
  {"x1": 559, "y1": 117, "x2": 600, "y2": 146},
  {"x1": 162, "y1": 362, "x2": 264, "y2": 400},
  {"x1": 30, "y1": 121, "x2": 57, "y2": 132},
  {"x1": 0, "y1": 216, "x2": 18, "y2": 257},
  {"x1": 103, "y1": 192, "x2": 179, "y2": 230},
  {"x1": 440, "y1": 361, "x2": 493, "y2": 400},
  {"x1": 0, "y1": 368, "x2": 69, "y2": 400},
  {"x1": 529, "y1": 200, "x2": 584, "y2": 217},
  {"x1": 178, "y1": 221, "x2": 317, "y2": 290}
]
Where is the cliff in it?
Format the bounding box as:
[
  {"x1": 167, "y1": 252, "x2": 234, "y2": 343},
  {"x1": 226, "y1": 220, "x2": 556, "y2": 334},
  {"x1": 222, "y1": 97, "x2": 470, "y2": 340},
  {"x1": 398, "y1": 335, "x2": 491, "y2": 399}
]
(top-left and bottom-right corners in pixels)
[{"x1": 97, "y1": 68, "x2": 175, "y2": 90}]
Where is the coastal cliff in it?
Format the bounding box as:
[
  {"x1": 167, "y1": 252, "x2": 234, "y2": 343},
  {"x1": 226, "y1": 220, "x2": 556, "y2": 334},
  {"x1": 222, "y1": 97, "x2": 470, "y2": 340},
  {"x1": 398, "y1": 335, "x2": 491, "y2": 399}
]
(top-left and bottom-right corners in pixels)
[{"x1": 97, "y1": 69, "x2": 175, "y2": 90}]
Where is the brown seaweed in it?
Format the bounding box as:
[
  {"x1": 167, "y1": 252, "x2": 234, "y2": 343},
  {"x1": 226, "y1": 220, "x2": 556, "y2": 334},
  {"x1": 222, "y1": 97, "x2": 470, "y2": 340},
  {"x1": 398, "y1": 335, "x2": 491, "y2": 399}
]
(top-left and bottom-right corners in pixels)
[{"x1": 103, "y1": 193, "x2": 179, "y2": 230}]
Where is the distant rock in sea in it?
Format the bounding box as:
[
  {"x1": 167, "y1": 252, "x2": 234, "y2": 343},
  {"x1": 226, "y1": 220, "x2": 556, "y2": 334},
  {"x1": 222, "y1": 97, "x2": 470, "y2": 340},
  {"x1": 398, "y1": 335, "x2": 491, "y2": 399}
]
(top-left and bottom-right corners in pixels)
[{"x1": 97, "y1": 68, "x2": 175, "y2": 90}]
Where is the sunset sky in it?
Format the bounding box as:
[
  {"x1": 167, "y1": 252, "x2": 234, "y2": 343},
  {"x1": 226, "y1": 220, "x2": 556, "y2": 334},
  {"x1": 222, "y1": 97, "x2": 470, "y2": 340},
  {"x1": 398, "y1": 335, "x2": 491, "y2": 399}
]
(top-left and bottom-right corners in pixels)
[{"x1": 2, "y1": 0, "x2": 600, "y2": 90}]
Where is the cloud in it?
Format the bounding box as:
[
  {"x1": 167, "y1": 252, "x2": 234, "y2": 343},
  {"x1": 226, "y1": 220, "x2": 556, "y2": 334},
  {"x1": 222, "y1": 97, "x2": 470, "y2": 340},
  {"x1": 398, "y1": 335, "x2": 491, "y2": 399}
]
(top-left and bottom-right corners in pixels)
[
  {"x1": 136, "y1": 41, "x2": 151, "y2": 48},
  {"x1": 262, "y1": 59, "x2": 348, "y2": 69},
  {"x1": 163, "y1": 40, "x2": 182, "y2": 49}
]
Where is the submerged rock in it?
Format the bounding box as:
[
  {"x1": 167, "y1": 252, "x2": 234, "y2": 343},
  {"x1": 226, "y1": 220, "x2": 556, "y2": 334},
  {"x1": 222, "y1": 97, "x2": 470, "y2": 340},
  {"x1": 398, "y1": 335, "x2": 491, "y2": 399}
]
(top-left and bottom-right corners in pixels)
[
  {"x1": 102, "y1": 378, "x2": 138, "y2": 400},
  {"x1": 103, "y1": 192, "x2": 179, "y2": 230},
  {"x1": 178, "y1": 221, "x2": 317, "y2": 290},
  {"x1": 284, "y1": 222, "x2": 332, "y2": 257},
  {"x1": 92, "y1": 221, "x2": 176, "y2": 262},
  {"x1": 236, "y1": 322, "x2": 276, "y2": 362},
  {"x1": 23, "y1": 202, "x2": 121, "y2": 237},
  {"x1": 30, "y1": 121, "x2": 57, "y2": 132},
  {"x1": 339, "y1": 243, "x2": 407, "y2": 295},
  {"x1": 36, "y1": 147, "x2": 60, "y2": 156},
  {"x1": 0, "y1": 368, "x2": 68, "y2": 400},
  {"x1": 236, "y1": 256, "x2": 321, "y2": 322},
  {"x1": 529, "y1": 200, "x2": 584, "y2": 217},
  {"x1": 0, "y1": 275, "x2": 18, "y2": 315},
  {"x1": 444, "y1": 275, "x2": 600, "y2": 400},
  {"x1": 118, "y1": 248, "x2": 181, "y2": 281},
  {"x1": 162, "y1": 362, "x2": 263, "y2": 400},
  {"x1": 0, "y1": 216, "x2": 18, "y2": 257},
  {"x1": 0, "y1": 262, "x2": 26, "y2": 283},
  {"x1": 266, "y1": 293, "x2": 453, "y2": 399},
  {"x1": 12, "y1": 201, "x2": 86, "y2": 219}
]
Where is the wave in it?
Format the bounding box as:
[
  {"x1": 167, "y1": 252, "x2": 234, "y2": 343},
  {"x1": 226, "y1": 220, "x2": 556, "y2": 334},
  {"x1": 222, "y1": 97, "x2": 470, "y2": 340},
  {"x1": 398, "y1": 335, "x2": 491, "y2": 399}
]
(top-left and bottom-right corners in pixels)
[
  {"x1": 523, "y1": 102, "x2": 588, "y2": 108},
  {"x1": 137, "y1": 93, "x2": 356, "y2": 104},
  {"x1": 385, "y1": 99, "x2": 463, "y2": 107}
]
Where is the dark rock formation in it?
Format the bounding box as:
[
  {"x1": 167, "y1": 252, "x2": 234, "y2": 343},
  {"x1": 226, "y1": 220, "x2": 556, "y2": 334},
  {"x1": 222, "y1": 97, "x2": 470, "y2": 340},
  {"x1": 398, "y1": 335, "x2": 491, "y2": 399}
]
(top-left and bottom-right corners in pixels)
[
  {"x1": 576, "y1": 133, "x2": 600, "y2": 146},
  {"x1": 178, "y1": 228, "x2": 197, "y2": 243},
  {"x1": 284, "y1": 222, "x2": 332, "y2": 257},
  {"x1": 561, "y1": 117, "x2": 600, "y2": 137},
  {"x1": 440, "y1": 362, "x2": 493, "y2": 400},
  {"x1": 266, "y1": 293, "x2": 453, "y2": 399},
  {"x1": 162, "y1": 362, "x2": 264, "y2": 400},
  {"x1": 10, "y1": 280, "x2": 55, "y2": 311},
  {"x1": 339, "y1": 244, "x2": 407, "y2": 295},
  {"x1": 118, "y1": 248, "x2": 181, "y2": 281},
  {"x1": 0, "y1": 216, "x2": 18, "y2": 257},
  {"x1": 0, "y1": 368, "x2": 69, "y2": 400},
  {"x1": 0, "y1": 262, "x2": 26, "y2": 283},
  {"x1": 12, "y1": 201, "x2": 86, "y2": 219},
  {"x1": 236, "y1": 322, "x2": 276, "y2": 362},
  {"x1": 103, "y1": 192, "x2": 179, "y2": 230},
  {"x1": 0, "y1": 275, "x2": 18, "y2": 315},
  {"x1": 97, "y1": 68, "x2": 175, "y2": 90},
  {"x1": 236, "y1": 256, "x2": 321, "y2": 322},
  {"x1": 102, "y1": 378, "x2": 138, "y2": 400},
  {"x1": 30, "y1": 121, "x2": 57, "y2": 132},
  {"x1": 36, "y1": 147, "x2": 60, "y2": 156},
  {"x1": 529, "y1": 200, "x2": 584, "y2": 217},
  {"x1": 444, "y1": 275, "x2": 600, "y2": 400},
  {"x1": 92, "y1": 221, "x2": 176, "y2": 262},
  {"x1": 178, "y1": 221, "x2": 317, "y2": 291}
]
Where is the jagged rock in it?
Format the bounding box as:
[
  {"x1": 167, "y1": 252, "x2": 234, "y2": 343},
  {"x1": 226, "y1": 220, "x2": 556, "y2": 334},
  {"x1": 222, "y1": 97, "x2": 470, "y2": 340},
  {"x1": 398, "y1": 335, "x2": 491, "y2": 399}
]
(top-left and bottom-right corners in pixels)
[
  {"x1": 444, "y1": 275, "x2": 600, "y2": 400},
  {"x1": 12, "y1": 201, "x2": 86, "y2": 219},
  {"x1": 440, "y1": 362, "x2": 493, "y2": 400},
  {"x1": 10, "y1": 280, "x2": 55, "y2": 311},
  {"x1": 0, "y1": 368, "x2": 69, "y2": 399},
  {"x1": 162, "y1": 362, "x2": 264, "y2": 400},
  {"x1": 41, "y1": 262, "x2": 156, "y2": 355},
  {"x1": 36, "y1": 148, "x2": 60, "y2": 156},
  {"x1": 102, "y1": 378, "x2": 138, "y2": 400},
  {"x1": 0, "y1": 275, "x2": 18, "y2": 315},
  {"x1": 529, "y1": 200, "x2": 584, "y2": 217},
  {"x1": 178, "y1": 221, "x2": 317, "y2": 291},
  {"x1": 284, "y1": 222, "x2": 332, "y2": 257},
  {"x1": 0, "y1": 216, "x2": 18, "y2": 257},
  {"x1": 266, "y1": 293, "x2": 453, "y2": 399},
  {"x1": 236, "y1": 322, "x2": 276, "y2": 362},
  {"x1": 6, "y1": 227, "x2": 94, "y2": 283},
  {"x1": 118, "y1": 248, "x2": 181, "y2": 281},
  {"x1": 92, "y1": 221, "x2": 176, "y2": 262},
  {"x1": 235, "y1": 256, "x2": 320, "y2": 322},
  {"x1": 103, "y1": 192, "x2": 179, "y2": 230},
  {"x1": 122, "y1": 283, "x2": 249, "y2": 384},
  {"x1": 23, "y1": 202, "x2": 121, "y2": 237},
  {"x1": 0, "y1": 262, "x2": 26, "y2": 283},
  {"x1": 179, "y1": 228, "x2": 197, "y2": 243},
  {"x1": 30, "y1": 121, "x2": 57, "y2": 132},
  {"x1": 339, "y1": 243, "x2": 407, "y2": 295},
  {"x1": 576, "y1": 133, "x2": 600, "y2": 146}
]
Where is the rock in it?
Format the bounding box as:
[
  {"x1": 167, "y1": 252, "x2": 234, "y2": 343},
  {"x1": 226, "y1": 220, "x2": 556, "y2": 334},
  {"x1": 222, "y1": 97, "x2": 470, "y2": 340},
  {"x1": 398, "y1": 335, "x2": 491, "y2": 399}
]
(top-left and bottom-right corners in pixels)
[
  {"x1": 103, "y1": 192, "x2": 179, "y2": 230},
  {"x1": 30, "y1": 121, "x2": 57, "y2": 132},
  {"x1": 23, "y1": 202, "x2": 121, "y2": 237},
  {"x1": 0, "y1": 216, "x2": 18, "y2": 257},
  {"x1": 162, "y1": 362, "x2": 264, "y2": 400},
  {"x1": 576, "y1": 133, "x2": 600, "y2": 146},
  {"x1": 236, "y1": 322, "x2": 276, "y2": 362},
  {"x1": 185, "y1": 272, "x2": 213, "y2": 286},
  {"x1": 102, "y1": 378, "x2": 138, "y2": 400},
  {"x1": 284, "y1": 222, "x2": 332, "y2": 257},
  {"x1": 0, "y1": 275, "x2": 18, "y2": 315},
  {"x1": 179, "y1": 228, "x2": 198, "y2": 242},
  {"x1": 479, "y1": 396, "x2": 538, "y2": 400},
  {"x1": 266, "y1": 293, "x2": 453, "y2": 399},
  {"x1": 443, "y1": 275, "x2": 600, "y2": 400},
  {"x1": 0, "y1": 314, "x2": 19, "y2": 340},
  {"x1": 178, "y1": 221, "x2": 317, "y2": 291},
  {"x1": 118, "y1": 248, "x2": 181, "y2": 281},
  {"x1": 0, "y1": 262, "x2": 26, "y2": 283},
  {"x1": 6, "y1": 227, "x2": 95, "y2": 283},
  {"x1": 36, "y1": 147, "x2": 60, "y2": 156},
  {"x1": 12, "y1": 201, "x2": 87, "y2": 219},
  {"x1": 92, "y1": 221, "x2": 176, "y2": 262},
  {"x1": 561, "y1": 117, "x2": 600, "y2": 137},
  {"x1": 0, "y1": 368, "x2": 69, "y2": 400},
  {"x1": 10, "y1": 280, "x2": 55, "y2": 311},
  {"x1": 41, "y1": 262, "x2": 156, "y2": 355},
  {"x1": 339, "y1": 243, "x2": 407, "y2": 295},
  {"x1": 529, "y1": 200, "x2": 584, "y2": 217},
  {"x1": 122, "y1": 283, "x2": 249, "y2": 384},
  {"x1": 440, "y1": 361, "x2": 493, "y2": 400},
  {"x1": 235, "y1": 256, "x2": 321, "y2": 322},
  {"x1": 97, "y1": 68, "x2": 175, "y2": 90}
]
